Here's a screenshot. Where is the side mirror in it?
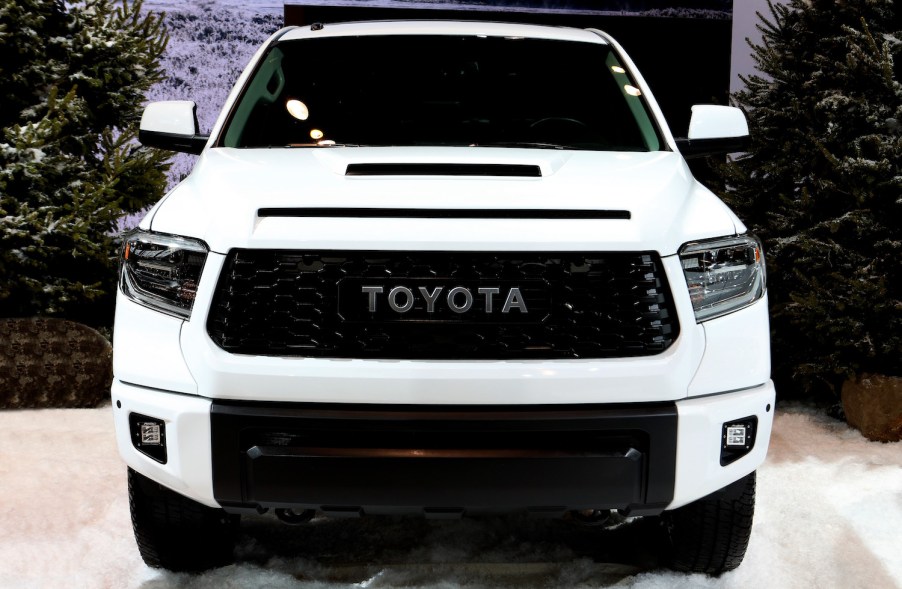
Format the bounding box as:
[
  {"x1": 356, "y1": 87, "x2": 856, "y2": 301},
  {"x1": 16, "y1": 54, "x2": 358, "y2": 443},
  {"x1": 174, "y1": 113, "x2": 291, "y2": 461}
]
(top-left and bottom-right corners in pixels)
[
  {"x1": 139, "y1": 101, "x2": 209, "y2": 155},
  {"x1": 675, "y1": 105, "x2": 750, "y2": 159}
]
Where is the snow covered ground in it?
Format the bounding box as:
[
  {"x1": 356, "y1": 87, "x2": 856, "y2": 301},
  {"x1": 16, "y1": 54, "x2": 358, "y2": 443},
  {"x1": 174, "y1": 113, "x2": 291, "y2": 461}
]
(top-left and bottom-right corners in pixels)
[{"x1": 1, "y1": 404, "x2": 899, "y2": 589}]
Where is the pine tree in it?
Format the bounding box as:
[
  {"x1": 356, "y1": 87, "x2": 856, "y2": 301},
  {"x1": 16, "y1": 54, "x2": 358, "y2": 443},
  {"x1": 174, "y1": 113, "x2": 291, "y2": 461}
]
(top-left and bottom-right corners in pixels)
[
  {"x1": 720, "y1": 0, "x2": 902, "y2": 398},
  {"x1": 0, "y1": 0, "x2": 170, "y2": 329}
]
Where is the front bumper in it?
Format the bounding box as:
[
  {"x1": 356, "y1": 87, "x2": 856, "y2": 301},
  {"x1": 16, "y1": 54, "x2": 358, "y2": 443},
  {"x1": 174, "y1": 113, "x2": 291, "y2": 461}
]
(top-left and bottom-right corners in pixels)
[{"x1": 112, "y1": 380, "x2": 775, "y2": 513}]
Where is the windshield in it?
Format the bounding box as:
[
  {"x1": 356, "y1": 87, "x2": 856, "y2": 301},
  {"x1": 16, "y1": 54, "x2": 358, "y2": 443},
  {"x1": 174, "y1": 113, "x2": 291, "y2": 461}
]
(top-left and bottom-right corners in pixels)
[{"x1": 220, "y1": 34, "x2": 663, "y2": 151}]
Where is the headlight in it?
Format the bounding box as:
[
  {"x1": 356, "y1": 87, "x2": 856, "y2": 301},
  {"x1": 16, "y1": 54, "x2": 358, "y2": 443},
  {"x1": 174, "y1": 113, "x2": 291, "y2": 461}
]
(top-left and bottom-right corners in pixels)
[
  {"x1": 679, "y1": 234, "x2": 766, "y2": 322},
  {"x1": 120, "y1": 229, "x2": 208, "y2": 319}
]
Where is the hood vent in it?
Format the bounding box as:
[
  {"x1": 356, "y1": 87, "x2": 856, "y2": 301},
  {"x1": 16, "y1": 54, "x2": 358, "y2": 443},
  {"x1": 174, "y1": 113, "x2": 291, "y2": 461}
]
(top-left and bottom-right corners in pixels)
[{"x1": 345, "y1": 163, "x2": 542, "y2": 177}]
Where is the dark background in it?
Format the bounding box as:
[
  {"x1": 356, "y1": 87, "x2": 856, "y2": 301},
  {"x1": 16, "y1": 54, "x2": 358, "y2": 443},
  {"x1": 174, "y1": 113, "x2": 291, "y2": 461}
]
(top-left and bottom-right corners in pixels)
[{"x1": 283, "y1": 3, "x2": 733, "y2": 136}]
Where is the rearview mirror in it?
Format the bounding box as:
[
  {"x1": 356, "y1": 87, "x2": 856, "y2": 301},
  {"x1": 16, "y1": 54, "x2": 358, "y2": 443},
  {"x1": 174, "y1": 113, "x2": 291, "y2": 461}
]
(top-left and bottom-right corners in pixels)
[
  {"x1": 676, "y1": 105, "x2": 750, "y2": 159},
  {"x1": 139, "y1": 101, "x2": 209, "y2": 155}
]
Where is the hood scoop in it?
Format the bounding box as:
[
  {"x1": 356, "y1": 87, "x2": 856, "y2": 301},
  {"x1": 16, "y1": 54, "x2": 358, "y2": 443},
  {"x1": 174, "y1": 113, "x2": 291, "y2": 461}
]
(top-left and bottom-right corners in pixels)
[{"x1": 345, "y1": 163, "x2": 542, "y2": 177}]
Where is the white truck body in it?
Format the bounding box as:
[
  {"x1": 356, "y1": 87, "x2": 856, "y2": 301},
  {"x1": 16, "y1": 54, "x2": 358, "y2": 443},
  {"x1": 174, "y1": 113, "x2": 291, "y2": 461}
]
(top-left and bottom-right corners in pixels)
[{"x1": 115, "y1": 19, "x2": 774, "y2": 574}]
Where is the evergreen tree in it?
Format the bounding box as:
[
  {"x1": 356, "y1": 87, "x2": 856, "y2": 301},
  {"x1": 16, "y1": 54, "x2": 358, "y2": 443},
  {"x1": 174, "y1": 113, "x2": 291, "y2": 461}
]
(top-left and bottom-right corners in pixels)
[
  {"x1": 0, "y1": 0, "x2": 170, "y2": 329},
  {"x1": 720, "y1": 0, "x2": 901, "y2": 398}
]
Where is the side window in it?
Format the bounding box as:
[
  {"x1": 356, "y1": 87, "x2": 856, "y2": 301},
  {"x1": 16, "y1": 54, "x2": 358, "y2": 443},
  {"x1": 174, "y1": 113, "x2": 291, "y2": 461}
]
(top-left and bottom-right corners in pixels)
[
  {"x1": 223, "y1": 48, "x2": 286, "y2": 147},
  {"x1": 605, "y1": 52, "x2": 660, "y2": 151}
]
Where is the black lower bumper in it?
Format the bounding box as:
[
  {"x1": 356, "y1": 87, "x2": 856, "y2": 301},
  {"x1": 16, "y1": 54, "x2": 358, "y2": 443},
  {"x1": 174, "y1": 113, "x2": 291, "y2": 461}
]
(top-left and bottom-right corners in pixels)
[{"x1": 211, "y1": 402, "x2": 677, "y2": 516}]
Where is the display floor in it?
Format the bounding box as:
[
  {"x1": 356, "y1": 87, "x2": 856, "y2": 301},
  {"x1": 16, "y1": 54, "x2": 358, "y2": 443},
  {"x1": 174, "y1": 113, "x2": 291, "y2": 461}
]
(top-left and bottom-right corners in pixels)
[{"x1": 1, "y1": 404, "x2": 900, "y2": 589}]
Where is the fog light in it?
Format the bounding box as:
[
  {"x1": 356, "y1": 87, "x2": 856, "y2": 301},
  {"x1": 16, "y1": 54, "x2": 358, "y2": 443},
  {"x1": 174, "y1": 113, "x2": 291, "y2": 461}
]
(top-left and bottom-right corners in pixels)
[
  {"x1": 721, "y1": 416, "x2": 757, "y2": 466},
  {"x1": 726, "y1": 425, "x2": 747, "y2": 446},
  {"x1": 140, "y1": 423, "x2": 162, "y2": 445},
  {"x1": 129, "y1": 413, "x2": 168, "y2": 464}
]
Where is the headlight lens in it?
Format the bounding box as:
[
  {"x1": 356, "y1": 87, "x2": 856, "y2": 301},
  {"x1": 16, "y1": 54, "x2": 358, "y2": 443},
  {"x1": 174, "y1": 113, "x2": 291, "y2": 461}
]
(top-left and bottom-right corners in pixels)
[
  {"x1": 679, "y1": 234, "x2": 766, "y2": 322},
  {"x1": 120, "y1": 230, "x2": 208, "y2": 319}
]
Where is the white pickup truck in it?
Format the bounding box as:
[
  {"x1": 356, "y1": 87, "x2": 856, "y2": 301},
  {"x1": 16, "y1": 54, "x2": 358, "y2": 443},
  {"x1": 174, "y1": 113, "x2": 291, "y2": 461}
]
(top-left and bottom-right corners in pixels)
[{"x1": 114, "y1": 19, "x2": 774, "y2": 575}]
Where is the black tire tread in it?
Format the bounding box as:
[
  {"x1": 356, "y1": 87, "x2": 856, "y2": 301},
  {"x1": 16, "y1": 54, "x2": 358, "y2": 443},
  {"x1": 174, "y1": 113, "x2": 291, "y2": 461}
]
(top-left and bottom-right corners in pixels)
[
  {"x1": 128, "y1": 467, "x2": 238, "y2": 571},
  {"x1": 664, "y1": 470, "x2": 756, "y2": 575}
]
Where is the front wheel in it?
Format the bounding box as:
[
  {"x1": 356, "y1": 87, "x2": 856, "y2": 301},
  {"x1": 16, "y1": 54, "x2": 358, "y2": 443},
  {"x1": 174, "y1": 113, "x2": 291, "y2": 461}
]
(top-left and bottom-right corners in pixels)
[
  {"x1": 662, "y1": 470, "x2": 756, "y2": 575},
  {"x1": 128, "y1": 467, "x2": 239, "y2": 572}
]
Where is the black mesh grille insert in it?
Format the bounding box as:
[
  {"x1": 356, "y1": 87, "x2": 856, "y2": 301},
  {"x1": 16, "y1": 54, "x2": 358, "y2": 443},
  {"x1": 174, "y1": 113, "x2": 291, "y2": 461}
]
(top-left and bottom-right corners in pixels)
[{"x1": 206, "y1": 251, "x2": 679, "y2": 359}]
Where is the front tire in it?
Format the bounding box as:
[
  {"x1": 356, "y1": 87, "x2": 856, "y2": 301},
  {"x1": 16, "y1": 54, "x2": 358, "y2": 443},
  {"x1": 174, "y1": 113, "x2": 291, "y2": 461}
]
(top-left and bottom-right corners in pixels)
[
  {"x1": 663, "y1": 470, "x2": 756, "y2": 575},
  {"x1": 128, "y1": 467, "x2": 239, "y2": 571}
]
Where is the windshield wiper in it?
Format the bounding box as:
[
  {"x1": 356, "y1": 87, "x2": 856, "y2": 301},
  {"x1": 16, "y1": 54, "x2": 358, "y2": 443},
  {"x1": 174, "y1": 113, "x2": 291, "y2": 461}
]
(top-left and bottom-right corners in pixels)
[
  {"x1": 473, "y1": 141, "x2": 574, "y2": 150},
  {"x1": 283, "y1": 143, "x2": 364, "y2": 148}
]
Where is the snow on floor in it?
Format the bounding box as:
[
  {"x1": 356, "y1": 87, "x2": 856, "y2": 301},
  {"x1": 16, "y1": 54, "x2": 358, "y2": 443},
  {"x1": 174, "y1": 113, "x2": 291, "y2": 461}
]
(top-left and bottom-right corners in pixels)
[{"x1": 1, "y1": 404, "x2": 900, "y2": 589}]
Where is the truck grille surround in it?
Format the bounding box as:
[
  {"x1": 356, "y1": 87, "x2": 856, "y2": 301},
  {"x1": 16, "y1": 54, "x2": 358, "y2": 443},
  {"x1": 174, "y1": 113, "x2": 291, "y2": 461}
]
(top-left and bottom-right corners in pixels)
[{"x1": 206, "y1": 250, "x2": 680, "y2": 359}]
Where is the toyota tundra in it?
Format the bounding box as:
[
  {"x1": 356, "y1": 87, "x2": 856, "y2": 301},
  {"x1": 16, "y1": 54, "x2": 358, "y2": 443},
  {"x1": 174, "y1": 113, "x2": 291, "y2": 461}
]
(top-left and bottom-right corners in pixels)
[{"x1": 113, "y1": 19, "x2": 774, "y2": 575}]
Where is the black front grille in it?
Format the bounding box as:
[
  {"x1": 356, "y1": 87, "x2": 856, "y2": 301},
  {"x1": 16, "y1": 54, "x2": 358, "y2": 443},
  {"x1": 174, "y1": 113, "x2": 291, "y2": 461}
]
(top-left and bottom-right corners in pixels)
[{"x1": 206, "y1": 250, "x2": 679, "y2": 359}]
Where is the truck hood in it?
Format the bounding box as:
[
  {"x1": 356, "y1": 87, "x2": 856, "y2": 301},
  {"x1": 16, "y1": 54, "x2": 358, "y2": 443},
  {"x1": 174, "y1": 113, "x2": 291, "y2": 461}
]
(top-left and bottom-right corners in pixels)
[{"x1": 147, "y1": 146, "x2": 740, "y2": 255}]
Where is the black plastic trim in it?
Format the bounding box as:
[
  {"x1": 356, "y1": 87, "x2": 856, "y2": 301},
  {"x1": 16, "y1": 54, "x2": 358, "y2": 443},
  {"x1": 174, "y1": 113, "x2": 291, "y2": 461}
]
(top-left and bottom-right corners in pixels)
[
  {"x1": 128, "y1": 412, "x2": 168, "y2": 464},
  {"x1": 138, "y1": 130, "x2": 209, "y2": 155},
  {"x1": 211, "y1": 401, "x2": 677, "y2": 516},
  {"x1": 345, "y1": 163, "x2": 542, "y2": 177},
  {"x1": 720, "y1": 415, "x2": 758, "y2": 466},
  {"x1": 675, "y1": 135, "x2": 750, "y2": 159},
  {"x1": 257, "y1": 207, "x2": 631, "y2": 220}
]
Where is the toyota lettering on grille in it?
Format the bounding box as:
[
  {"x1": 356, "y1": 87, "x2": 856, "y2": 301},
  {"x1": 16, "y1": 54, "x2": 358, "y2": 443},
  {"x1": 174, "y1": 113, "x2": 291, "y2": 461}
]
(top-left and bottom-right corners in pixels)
[{"x1": 362, "y1": 285, "x2": 528, "y2": 314}]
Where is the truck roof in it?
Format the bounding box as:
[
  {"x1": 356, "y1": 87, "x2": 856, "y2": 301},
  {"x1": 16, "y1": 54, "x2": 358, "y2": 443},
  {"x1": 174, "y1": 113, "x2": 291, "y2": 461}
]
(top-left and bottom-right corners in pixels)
[{"x1": 278, "y1": 19, "x2": 610, "y2": 44}]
